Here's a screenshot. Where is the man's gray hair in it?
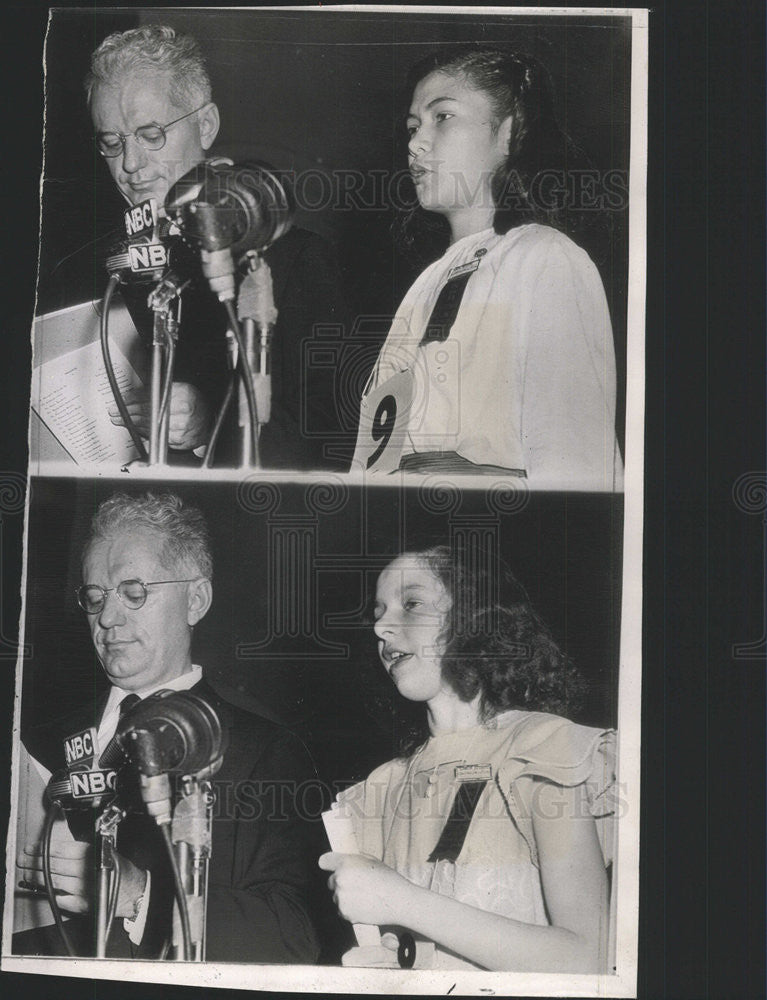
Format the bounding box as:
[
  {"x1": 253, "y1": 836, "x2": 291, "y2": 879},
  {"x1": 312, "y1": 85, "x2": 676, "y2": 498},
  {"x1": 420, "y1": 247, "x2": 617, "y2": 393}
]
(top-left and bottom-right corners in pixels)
[
  {"x1": 85, "y1": 24, "x2": 212, "y2": 109},
  {"x1": 85, "y1": 491, "x2": 213, "y2": 580}
]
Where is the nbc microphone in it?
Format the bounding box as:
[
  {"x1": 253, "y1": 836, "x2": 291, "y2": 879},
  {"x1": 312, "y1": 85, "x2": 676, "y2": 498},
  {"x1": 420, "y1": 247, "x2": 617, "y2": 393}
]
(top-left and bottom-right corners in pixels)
[{"x1": 113, "y1": 690, "x2": 226, "y2": 825}]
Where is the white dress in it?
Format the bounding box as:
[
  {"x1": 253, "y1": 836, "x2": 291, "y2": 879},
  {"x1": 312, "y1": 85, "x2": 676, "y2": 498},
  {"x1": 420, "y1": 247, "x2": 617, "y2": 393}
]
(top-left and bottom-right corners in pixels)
[
  {"x1": 337, "y1": 710, "x2": 618, "y2": 970},
  {"x1": 363, "y1": 224, "x2": 623, "y2": 490}
]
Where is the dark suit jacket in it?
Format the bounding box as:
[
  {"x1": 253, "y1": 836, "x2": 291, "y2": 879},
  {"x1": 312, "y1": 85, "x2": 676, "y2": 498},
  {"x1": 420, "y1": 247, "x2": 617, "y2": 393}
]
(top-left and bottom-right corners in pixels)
[
  {"x1": 15, "y1": 678, "x2": 321, "y2": 963},
  {"x1": 38, "y1": 225, "x2": 353, "y2": 471}
]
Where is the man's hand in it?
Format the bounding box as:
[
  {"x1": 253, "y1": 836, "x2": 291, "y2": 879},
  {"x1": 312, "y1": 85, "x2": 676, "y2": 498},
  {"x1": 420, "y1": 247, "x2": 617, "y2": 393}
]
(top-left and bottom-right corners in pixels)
[
  {"x1": 108, "y1": 381, "x2": 211, "y2": 451},
  {"x1": 18, "y1": 838, "x2": 92, "y2": 914},
  {"x1": 18, "y1": 839, "x2": 147, "y2": 920}
]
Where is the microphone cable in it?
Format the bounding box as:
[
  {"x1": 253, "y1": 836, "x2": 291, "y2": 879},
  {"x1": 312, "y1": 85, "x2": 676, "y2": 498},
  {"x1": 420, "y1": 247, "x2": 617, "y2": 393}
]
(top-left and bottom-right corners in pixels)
[
  {"x1": 201, "y1": 369, "x2": 236, "y2": 469},
  {"x1": 223, "y1": 298, "x2": 260, "y2": 466},
  {"x1": 40, "y1": 802, "x2": 76, "y2": 957},
  {"x1": 103, "y1": 842, "x2": 122, "y2": 954},
  {"x1": 100, "y1": 274, "x2": 149, "y2": 462},
  {"x1": 160, "y1": 823, "x2": 193, "y2": 961}
]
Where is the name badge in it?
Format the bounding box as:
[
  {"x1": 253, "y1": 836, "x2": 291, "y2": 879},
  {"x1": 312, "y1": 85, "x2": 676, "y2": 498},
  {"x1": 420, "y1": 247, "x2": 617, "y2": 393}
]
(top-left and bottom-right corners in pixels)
[
  {"x1": 353, "y1": 370, "x2": 414, "y2": 473},
  {"x1": 446, "y1": 257, "x2": 481, "y2": 281},
  {"x1": 454, "y1": 764, "x2": 492, "y2": 782}
]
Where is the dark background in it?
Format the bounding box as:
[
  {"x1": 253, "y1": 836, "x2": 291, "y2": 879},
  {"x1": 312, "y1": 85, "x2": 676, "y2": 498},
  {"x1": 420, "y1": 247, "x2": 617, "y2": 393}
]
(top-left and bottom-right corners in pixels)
[
  {"x1": 20, "y1": 479, "x2": 622, "y2": 786},
  {"x1": 1, "y1": 2, "x2": 766, "y2": 1000},
  {"x1": 37, "y1": 6, "x2": 631, "y2": 450}
]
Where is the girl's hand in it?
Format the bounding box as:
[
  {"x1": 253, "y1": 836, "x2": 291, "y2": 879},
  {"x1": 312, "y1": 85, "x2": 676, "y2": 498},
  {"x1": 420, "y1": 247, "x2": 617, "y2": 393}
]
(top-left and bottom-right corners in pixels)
[{"x1": 318, "y1": 851, "x2": 412, "y2": 926}]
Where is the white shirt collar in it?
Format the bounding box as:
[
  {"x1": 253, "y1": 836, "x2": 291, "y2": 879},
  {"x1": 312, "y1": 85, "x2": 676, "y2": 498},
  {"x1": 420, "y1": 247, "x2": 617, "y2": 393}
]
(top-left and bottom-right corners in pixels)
[{"x1": 100, "y1": 665, "x2": 203, "y2": 734}]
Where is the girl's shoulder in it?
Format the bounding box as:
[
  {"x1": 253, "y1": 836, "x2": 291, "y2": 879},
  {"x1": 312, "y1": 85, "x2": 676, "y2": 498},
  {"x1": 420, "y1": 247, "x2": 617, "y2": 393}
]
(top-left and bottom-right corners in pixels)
[
  {"x1": 335, "y1": 755, "x2": 410, "y2": 806},
  {"x1": 493, "y1": 710, "x2": 616, "y2": 784},
  {"x1": 488, "y1": 224, "x2": 603, "y2": 289},
  {"x1": 494, "y1": 712, "x2": 619, "y2": 869},
  {"x1": 494, "y1": 223, "x2": 593, "y2": 264},
  {"x1": 488, "y1": 225, "x2": 607, "y2": 305}
]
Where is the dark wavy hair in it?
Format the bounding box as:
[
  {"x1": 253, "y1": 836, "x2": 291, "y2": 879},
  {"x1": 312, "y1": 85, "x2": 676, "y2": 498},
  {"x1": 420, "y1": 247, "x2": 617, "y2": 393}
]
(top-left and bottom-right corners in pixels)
[
  {"x1": 372, "y1": 544, "x2": 586, "y2": 756},
  {"x1": 424, "y1": 544, "x2": 585, "y2": 719},
  {"x1": 392, "y1": 44, "x2": 604, "y2": 268}
]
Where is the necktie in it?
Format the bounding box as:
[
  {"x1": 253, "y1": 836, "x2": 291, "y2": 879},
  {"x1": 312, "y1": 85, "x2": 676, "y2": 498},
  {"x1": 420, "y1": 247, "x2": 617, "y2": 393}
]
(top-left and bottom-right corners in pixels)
[
  {"x1": 419, "y1": 270, "x2": 475, "y2": 345},
  {"x1": 99, "y1": 694, "x2": 141, "y2": 768},
  {"x1": 427, "y1": 781, "x2": 488, "y2": 863},
  {"x1": 118, "y1": 693, "x2": 141, "y2": 718}
]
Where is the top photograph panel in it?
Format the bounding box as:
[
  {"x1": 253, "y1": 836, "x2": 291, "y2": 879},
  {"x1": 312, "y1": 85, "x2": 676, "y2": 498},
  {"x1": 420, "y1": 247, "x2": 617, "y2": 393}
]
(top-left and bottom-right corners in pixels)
[{"x1": 30, "y1": 7, "x2": 640, "y2": 490}]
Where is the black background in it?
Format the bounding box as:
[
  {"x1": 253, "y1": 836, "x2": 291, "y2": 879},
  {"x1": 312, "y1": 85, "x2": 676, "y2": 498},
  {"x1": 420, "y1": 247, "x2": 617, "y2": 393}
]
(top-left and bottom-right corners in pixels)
[{"x1": 1, "y1": 3, "x2": 766, "y2": 1000}]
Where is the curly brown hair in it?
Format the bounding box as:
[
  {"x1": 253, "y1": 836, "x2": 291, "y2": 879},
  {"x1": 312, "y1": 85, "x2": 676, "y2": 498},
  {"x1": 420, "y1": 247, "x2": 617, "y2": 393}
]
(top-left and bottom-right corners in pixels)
[{"x1": 420, "y1": 544, "x2": 586, "y2": 721}]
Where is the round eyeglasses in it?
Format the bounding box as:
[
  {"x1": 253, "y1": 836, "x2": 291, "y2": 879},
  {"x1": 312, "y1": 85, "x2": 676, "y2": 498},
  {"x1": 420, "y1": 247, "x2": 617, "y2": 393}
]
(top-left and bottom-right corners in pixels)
[
  {"x1": 94, "y1": 103, "x2": 208, "y2": 158},
  {"x1": 77, "y1": 578, "x2": 200, "y2": 615}
]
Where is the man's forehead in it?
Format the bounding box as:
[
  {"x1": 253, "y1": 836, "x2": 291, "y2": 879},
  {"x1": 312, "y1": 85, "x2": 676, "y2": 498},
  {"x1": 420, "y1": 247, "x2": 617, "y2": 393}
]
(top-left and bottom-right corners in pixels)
[
  {"x1": 82, "y1": 527, "x2": 170, "y2": 577},
  {"x1": 91, "y1": 69, "x2": 179, "y2": 125}
]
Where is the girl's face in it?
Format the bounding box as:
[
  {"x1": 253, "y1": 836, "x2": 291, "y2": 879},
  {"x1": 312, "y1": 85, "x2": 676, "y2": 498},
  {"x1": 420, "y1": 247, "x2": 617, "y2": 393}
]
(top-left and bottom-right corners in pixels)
[
  {"x1": 373, "y1": 554, "x2": 453, "y2": 704},
  {"x1": 406, "y1": 70, "x2": 511, "y2": 231}
]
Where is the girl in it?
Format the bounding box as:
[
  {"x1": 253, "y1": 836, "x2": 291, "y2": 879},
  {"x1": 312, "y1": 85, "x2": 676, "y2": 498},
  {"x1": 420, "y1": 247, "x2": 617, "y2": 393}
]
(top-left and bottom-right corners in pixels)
[
  {"x1": 319, "y1": 546, "x2": 617, "y2": 972},
  {"x1": 354, "y1": 46, "x2": 623, "y2": 490}
]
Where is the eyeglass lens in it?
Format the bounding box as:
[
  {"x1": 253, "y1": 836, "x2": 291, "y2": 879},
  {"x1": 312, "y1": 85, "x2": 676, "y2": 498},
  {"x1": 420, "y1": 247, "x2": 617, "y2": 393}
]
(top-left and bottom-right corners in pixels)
[
  {"x1": 96, "y1": 124, "x2": 167, "y2": 156},
  {"x1": 78, "y1": 580, "x2": 147, "y2": 613}
]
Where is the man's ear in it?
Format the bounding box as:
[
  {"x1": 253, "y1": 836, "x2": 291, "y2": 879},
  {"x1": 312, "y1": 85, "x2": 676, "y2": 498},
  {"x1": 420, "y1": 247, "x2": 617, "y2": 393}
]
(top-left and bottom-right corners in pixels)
[
  {"x1": 199, "y1": 102, "x2": 220, "y2": 151},
  {"x1": 187, "y1": 577, "x2": 213, "y2": 626}
]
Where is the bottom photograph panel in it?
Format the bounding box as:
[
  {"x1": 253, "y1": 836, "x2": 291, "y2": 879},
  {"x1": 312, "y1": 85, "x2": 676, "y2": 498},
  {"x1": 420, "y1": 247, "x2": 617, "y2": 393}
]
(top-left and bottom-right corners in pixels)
[{"x1": 5, "y1": 476, "x2": 635, "y2": 995}]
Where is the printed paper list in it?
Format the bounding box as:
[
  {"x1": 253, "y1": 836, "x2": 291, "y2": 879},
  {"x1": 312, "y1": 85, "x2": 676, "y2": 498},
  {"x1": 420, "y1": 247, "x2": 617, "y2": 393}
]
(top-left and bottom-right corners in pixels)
[{"x1": 32, "y1": 339, "x2": 143, "y2": 465}]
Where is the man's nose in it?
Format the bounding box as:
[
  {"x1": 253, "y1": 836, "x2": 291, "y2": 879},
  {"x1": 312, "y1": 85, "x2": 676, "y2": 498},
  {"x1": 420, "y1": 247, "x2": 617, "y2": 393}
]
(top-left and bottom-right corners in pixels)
[
  {"x1": 121, "y1": 134, "x2": 147, "y2": 174},
  {"x1": 97, "y1": 590, "x2": 126, "y2": 628}
]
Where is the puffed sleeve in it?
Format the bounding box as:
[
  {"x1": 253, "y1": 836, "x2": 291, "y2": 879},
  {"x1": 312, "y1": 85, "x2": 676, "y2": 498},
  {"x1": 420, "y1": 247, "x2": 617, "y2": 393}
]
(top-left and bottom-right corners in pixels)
[
  {"x1": 496, "y1": 715, "x2": 618, "y2": 868},
  {"x1": 334, "y1": 759, "x2": 407, "y2": 861}
]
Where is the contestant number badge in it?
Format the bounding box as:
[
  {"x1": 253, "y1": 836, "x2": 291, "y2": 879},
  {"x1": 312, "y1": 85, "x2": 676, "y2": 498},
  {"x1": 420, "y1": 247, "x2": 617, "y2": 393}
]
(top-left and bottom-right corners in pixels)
[{"x1": 353, "y1": 370, "x2": 414, "y2": 473}]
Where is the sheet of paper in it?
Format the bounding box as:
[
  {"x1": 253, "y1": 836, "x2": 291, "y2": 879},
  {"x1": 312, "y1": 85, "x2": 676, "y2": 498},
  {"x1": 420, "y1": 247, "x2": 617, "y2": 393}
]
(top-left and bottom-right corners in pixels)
[
  {"x1": 12, "y1": 744, "x2": 56, "y2": 934},
  {"x1": 31, "y1": 339, "x2": 143, "y2": 466}
]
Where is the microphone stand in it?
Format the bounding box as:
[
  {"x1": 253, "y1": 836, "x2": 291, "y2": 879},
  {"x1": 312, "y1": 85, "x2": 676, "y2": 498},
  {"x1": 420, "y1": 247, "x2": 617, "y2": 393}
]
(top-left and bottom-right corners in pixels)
[
  {"x1": 170, "y1": 776, "x2": 215, "y2": 961},
  {"x1": 146, "y1": 277, "x2": 188, "y2": 465},
  {"x1": 94, "y1": 803, "x2": 125, "y2": 958},
  {"x1": 236, "y1": 253, "x2": 277, "y2": 469}
]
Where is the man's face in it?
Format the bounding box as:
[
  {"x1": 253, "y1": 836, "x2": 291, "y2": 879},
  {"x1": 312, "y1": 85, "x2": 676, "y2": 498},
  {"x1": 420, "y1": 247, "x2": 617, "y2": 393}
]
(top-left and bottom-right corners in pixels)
[
  {"x1": 81, "y1": 526, "x2": 209, "y2": 693},
  {"x1": 90, "y1": 68, "x2": 218, "y2": 208}
]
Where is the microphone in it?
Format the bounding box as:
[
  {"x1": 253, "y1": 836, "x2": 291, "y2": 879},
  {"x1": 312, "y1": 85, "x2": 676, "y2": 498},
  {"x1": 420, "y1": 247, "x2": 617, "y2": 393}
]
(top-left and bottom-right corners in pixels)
[
  {"x1": 165, "y1": 159, "x2": 294, "y2": 300},
  {"x1": 114, "y1": 690, "x2": 225, "y2": 777},
  {"x1": 104, "y1": 234, "x2": 168, "y2": 285},
  {"x1": 166, "y1": 158, "x2": 294, "y2": 256},
  {"x1": 46, "y1": 767, "x2": 119, "y2": 811},
  {"x1": 104, "y1": 198, "x2": 173, "y2": 286},
  {"x1": 113, "y1": 689, "x2": 226, "y2": 825},
  {"x1": 113, "y1": 690, "x2": 226, "y2": 825}
]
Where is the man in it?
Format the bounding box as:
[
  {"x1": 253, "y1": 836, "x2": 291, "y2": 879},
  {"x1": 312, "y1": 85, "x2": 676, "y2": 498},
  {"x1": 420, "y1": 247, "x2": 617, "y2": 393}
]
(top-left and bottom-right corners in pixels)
[
  {"x1": 15, "y1": 491, "x2": 321, "y2": 962},
  {"x1": 43, "y1": 24, "x2": 350, "y2": 468},
  {"x1": 87, "y1": 25, "x2": 223, "y2": 454}
]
